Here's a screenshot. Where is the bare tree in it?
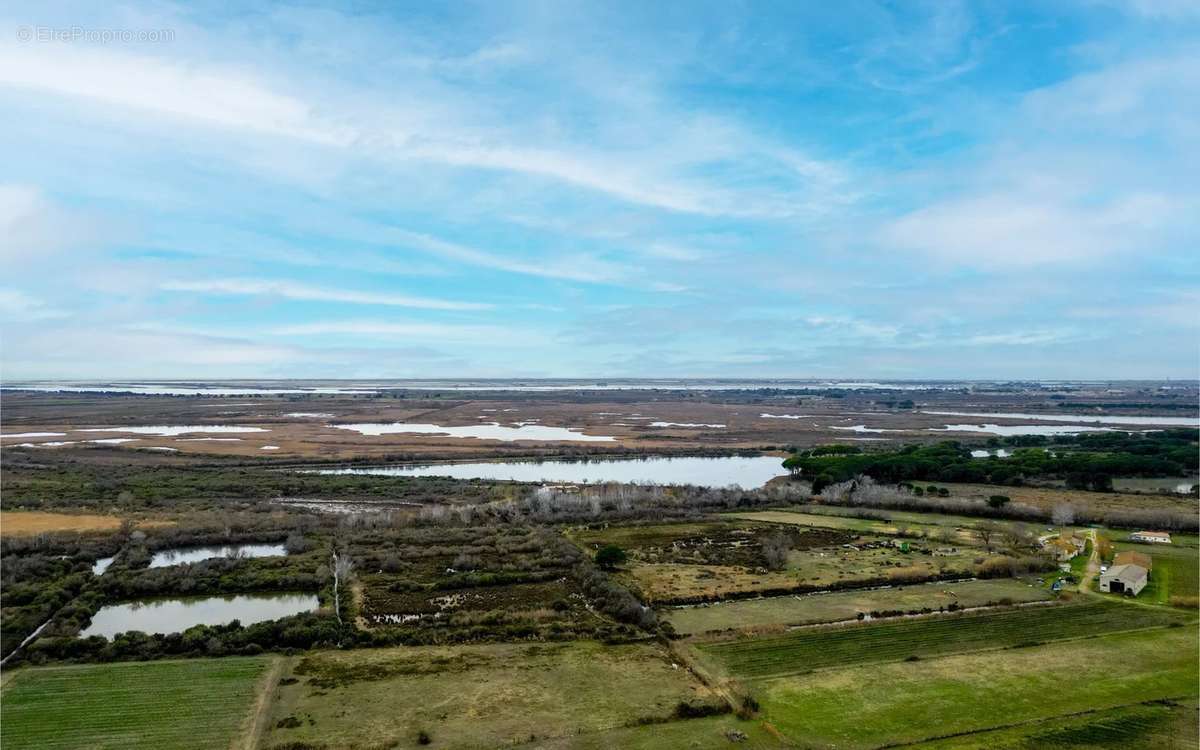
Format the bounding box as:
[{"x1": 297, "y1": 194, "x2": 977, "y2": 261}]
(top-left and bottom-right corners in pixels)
[
  {"x1": 1002, "y1": 522, "x2": 1034, "y2": 551},
  {"x1": 761, "y1": 533, "x2": 794, "y2": 571},
  {"x1": 1052, "y1": 503, "x2": 1076, "y2": 526},
  {"x1": 335, "y1": 553, "x2": 355, "y2": 582},
  {"x1": 977, "y1": 521, "x2": 1002, "y2": 551}
]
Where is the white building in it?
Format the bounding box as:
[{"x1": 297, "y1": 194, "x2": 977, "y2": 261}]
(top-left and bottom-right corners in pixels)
[
  {"x1": 1099, "y1": 564, "x2": 1148, "y2": 596},
  {"x1": 1129, "y1": 531, "x2": 1172, "y2": 544}
]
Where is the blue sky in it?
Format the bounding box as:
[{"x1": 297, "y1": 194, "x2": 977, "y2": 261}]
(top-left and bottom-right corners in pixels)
[{"x1": 0, "y1": 1, "x2": 1196, "y2": 379}]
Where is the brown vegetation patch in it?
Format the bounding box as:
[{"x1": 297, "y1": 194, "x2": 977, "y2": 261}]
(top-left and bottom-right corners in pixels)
[{"x1": 0, "y1": 511, "x2": 171, "y2": 536}]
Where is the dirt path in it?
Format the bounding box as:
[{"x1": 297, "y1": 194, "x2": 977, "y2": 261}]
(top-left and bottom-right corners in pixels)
[
  {"x1": 1078, "y1": 529, "x2": 1100, "y2": 593},
  {"x1": 351, "y1": 580, "x2": 370, "y2": 630},
  {"x1": 238, "y1": 655, "x2": 286, "y2": 750}
]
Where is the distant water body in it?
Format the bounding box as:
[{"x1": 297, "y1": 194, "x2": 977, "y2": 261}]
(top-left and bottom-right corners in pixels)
[
  {"x1": 923, "y1": 411, "x2": 1198, "y2": 426},
  {"x1": 6, "y1": 379, "x2": 977, "y2": 395}
]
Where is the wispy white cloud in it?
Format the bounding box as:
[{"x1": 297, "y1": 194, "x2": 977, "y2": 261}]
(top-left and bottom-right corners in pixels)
[
  {"x1": 0, "y1": 183, "x2": 115, "y2": 263},
  {"x1": 879, "y1": 52, "x2": 1198, "y2": 270},
  {"x1": 381, "y1": 228, "x2": 631, "y2": 284},
  {"x1": 960, "y1": 329, "x2": 1085, "y2": 346},
  {"x1": 0, "y1": 289, "x2": 69, "y2": 322},
  {"x1": 880, "y1": 191, "x2": 1180, "y2": 268},
  {"x1": 267, "y1": 319, "x2": 546, "y2": 345},
  {"x1": 161, "y1": 278, "x2": 492, "y2": 310},
  {"x1": 0, "y1": 34, "x2": 851, "y2": 219},
  {"x1": 1101, "y1": 0, "x2": 1200, "y2": 20}
]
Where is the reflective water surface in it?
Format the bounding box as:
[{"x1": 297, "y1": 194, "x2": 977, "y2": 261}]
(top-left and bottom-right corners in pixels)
[
  {"x1": 924, "y1": 411, "x2": 1197, "y2": 426},
  {"x1": 92, "y1": 557, "x2": 115, "y2": 576},
  {"x1": 937, "y1": 424, "x2": 1117, "y2": 436},
  {"x1": 330, "y1": 422, "x2": 615, "y2": 442},
  {"x1": 80, "y1": 593, "x2": 319, "y2": 639},
  {"x1": 314, "y1": 455, "x2": 787, "y2": 488},
  {"x1": 149, "y1": 543, "x2": 286, "y2": 568}
]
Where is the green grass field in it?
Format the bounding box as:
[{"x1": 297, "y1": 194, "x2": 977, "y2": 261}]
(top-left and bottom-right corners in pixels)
[
  {"x1": 696, "y1": 599, "x2": 1190, "y2": 678},
  {"x1": 666, "y1": 578, "x2": 1051, "y2": 635},
  {"x1": 753, "y1": 627, "x2": 1199, "y2": 749},
  {"x1": 0, "y1": 656, "x2": 271, "y2": 750},
  {"x1": 263, "y1": 641, "x2": 725, "y2": 749},
  {"x1": 908, "y1": 699, "x2": 1199, "y2": 749}
]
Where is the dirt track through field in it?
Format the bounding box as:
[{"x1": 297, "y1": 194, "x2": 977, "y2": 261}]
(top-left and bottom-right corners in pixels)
[{"x1": 240, "y1": 655, "x2": 286, "y2": 750}]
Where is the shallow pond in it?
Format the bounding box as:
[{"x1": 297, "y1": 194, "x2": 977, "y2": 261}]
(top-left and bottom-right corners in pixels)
[
  {"x1": 936, "y1": 423, "x2": 1117, "y2": 436},
  {"x1": 92, "y1": 556, "x2": 115, "y2": 576},
  {"x1": 79, "y1": 425, "x2": 270, "y2": 436},
  {"x1": 924, "y1": 411, "x2": 1197, "y2": 426},
  {"x1": 330, "y1": 422, "x2": 615, "y2": 442},
  {"x1": 149, "y1": 543, "x2": 286, "y2": 568},
  {"x1": 0, "y1": 432, "x2": 66, "y2": 439},
  {"x1": 313, "y1": 455, "x2": 787, "y2": 488},
  {"x1": 79, "y1": 593, "x2": 319, "y2": 639}
]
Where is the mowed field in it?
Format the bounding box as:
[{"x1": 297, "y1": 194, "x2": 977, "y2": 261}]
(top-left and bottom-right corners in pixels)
[
  {"x1": 666, "y1": 578, "x2": 1051, "y2": 635},
  {"x1": 262, "y1": 640, "x2": 735, "y2": 749},
  {"x1": 694, "y1": 599, "x2": 1190, "y2": 678},
  {"x1": 754, "y1": 626, "x2": 1198, "y2": 748},
  {"x1": 0, "y1": 656, "x2": 273, "y2": 750}
]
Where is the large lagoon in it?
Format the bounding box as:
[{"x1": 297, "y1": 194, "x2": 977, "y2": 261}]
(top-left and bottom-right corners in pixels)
[{"x1": 313, "y1": 455, "x2": 787, "y2": 488}]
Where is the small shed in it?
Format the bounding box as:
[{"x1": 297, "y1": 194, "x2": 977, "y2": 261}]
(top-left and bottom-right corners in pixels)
[{"x1": 1099, "y1": 564, "x2": 1148, "y2": 596}]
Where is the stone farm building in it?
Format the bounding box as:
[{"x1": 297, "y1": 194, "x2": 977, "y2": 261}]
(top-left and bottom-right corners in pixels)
[{"x1": 1099, "y1": 564, "x2": 1149, "y2": 596}]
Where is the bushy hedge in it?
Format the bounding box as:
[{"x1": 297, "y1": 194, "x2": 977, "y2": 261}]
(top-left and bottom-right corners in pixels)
[{"x1": 785, "y1": 430, "x2": 1198, "y2": 489}]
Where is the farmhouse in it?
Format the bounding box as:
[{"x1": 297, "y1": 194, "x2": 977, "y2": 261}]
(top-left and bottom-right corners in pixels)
[
  {"x1": 1044, "y1": 532, "x2": 1086, "y2": 562},
  {"x1": 1113, "y1": 550, "x2": 1152, "y2": 570},
  {"x1": 1099, "y1": 564, "x2": 1148, "y2": 596},
  {"x1": 1129, "y1": 531, "x2": 1172, "y2": 544}
]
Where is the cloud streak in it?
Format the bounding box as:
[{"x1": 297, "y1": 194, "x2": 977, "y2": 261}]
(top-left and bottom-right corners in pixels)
[{"x1": 161, "y1": 279, "x2": 492, "y2": 310}]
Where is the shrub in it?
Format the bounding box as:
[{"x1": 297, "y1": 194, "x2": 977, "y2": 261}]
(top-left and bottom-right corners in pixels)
[{"x1": 595, "y1": 545, "x2": 627, "y2": 570}]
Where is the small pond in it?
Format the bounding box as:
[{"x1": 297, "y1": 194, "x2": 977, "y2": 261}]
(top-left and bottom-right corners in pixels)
[
  {"x1": 312, "y1": 455, "x2": 787, "y2": 489},
  {"x1": 149, "y1": 543, "x2": 286, "y2": 568},
  {"x1": 330, "y1": 422, "x2": 615, "y2": 442},
  {"x1": 79, "y1": 593, "x2": 319, "y2": 639},
  {"x1": 92, "y1": 556, "x2": 115, "y2": 576}
]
